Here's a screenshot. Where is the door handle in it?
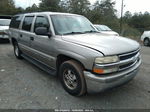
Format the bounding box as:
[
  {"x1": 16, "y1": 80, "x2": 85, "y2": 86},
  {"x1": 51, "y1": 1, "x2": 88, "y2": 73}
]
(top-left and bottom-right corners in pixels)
[
  {"x1": 20, "y1": 34, "x2": 22, "y2": 38},
  {"x1": 30, "y1": 37, "x2": 34, "y2": 41}
]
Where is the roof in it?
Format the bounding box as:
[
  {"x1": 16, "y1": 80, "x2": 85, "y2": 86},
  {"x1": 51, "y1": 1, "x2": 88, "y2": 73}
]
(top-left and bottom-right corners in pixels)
[{"x1": 15, "y1": 12, "x2": 80, "y2": 16}]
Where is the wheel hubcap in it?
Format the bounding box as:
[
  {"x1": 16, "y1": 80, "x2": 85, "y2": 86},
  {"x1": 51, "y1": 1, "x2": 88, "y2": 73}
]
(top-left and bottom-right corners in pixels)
[
  {"x1": 15, "y1": 45, "x2": 19, "y2": 56},
  {"x1": 63, "y1": 69, "x2": 77, "y2": 90}
]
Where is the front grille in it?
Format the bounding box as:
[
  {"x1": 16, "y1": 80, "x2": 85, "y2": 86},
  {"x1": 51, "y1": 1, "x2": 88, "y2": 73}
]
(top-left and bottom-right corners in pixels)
[
  {"x1": 119, "y1": 49, "x2": 139, "y2": 60},
  {"x1": 119, "y1": 51, "x2": 138, "y2": 60},
  {"x1": 94, "y1": 49, "x2": 141, "y2": 75},
  {"x1": 118, "y1": 49, "x2": 140, "y2": 71},
  {"x1": 119, "y1": 62, "x2": 134, "y2": 69}
]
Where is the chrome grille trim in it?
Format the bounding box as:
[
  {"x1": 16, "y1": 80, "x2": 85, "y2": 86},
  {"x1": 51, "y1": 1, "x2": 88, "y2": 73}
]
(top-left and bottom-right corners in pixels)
[
  {"x1": 119, "y1": 57, "x2": 139, "y2": 71},
  {"x1": 118, "y1": 49, "x2": 140, "y2": 71},
  {"x1": 118, "y1": 49, "x2": 140, "y2": 57},
  {"x1": 95, "y1": 52, "x2": 140, "y2": 68},
  {"x1": 95, "y1": 49, "x2": 141, "y2": 72}
]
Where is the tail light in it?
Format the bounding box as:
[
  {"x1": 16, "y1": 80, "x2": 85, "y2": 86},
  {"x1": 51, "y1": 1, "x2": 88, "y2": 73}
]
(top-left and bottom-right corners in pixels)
[{"x1": 0, "y1": 32, "x2": 6, "y2": 35}]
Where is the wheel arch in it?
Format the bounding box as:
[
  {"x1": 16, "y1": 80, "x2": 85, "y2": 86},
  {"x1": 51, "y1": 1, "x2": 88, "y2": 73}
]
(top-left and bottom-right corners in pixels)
[
  {"x1": 144, "y1": 37, "x2": 150, "y2": 40},
  {"x1": 11, "y1": 37, "x2": 17, "y2": 46},
  {"x1": 56, "y1": 54, "x2": 85, "y2": 74}
]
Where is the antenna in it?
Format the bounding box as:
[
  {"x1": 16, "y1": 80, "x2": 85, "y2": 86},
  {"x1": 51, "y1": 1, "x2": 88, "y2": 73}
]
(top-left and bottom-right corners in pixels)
[
  {"x1": 27, "y1": 0, "x2": 32, "y2": 7},
  {"x1": 120, "y1": 0, "x2": 124, "y2": 35}
]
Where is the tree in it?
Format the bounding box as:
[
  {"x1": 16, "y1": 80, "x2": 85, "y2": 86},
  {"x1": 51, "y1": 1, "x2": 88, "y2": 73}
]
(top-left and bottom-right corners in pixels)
[
  {"x1": 39, "y1": 0, "x2": 61, "y2": 12},
  {"x1": 123, "y1": 11, "x2": 132, "y2": 22},
  {"x1": 127, "y1": 12, "x2": 150, "y2": 33},
  {"x1": 15, "y1": 7, "x2": 25, "y2": 14},
  {"x1": 90, "y1": 0, "x2": 120, "y2": 32},
  {"x1": 66, "y1": 0, "x2": 91, "y2": 16},
  {"x1": 0, "y1": 0, "x2": 16, "y2": 15},
  {"x1": 25, "y1": 4, "x2": 39, "y2": 12}
]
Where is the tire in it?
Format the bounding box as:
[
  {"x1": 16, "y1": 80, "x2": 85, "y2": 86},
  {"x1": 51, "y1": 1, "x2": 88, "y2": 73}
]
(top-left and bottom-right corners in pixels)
[
  {"x1": 0, "y1": 38, "x2": 9, "y2": 43},
  {"x1": 144, "y1": 38, "x2": 150, "y2": 46},
  {"x1": 59, "y1": 60, "x2": 86, "y2": 96},
  {"x1": 14, "y1": 42, "x2": 23, "y2": 59}
]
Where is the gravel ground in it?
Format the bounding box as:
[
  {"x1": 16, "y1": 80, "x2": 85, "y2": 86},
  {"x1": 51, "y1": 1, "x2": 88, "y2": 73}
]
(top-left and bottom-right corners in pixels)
[{"x1": 0, "y1": 42, "x2": 150, "y2": 109}]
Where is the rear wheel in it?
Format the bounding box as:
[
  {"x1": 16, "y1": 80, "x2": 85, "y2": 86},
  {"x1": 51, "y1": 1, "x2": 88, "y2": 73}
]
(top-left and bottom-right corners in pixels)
[
  {"x1": 14, "y1": 42, "x2": 23, "y2": 59},
  {"x1": 59, "y1": 60, "x2": 86, "y2": 96},
  {"x1": 144, "y1": 38, "x2": 150, "y2": 46}
]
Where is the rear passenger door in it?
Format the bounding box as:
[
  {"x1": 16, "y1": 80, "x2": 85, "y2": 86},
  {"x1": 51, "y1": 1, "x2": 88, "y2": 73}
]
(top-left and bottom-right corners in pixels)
[
  {"x1": 19, "y1": 16, "x2": 35, "y2": 56},
  {"x1": 29, "y1": 15, "x2": 56, "y2": 69}
]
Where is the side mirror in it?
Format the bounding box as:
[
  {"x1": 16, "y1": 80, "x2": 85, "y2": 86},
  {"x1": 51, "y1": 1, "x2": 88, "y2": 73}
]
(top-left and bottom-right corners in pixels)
[{"x1": 35, "y1": 27, "x2": 52, "y2": 37}]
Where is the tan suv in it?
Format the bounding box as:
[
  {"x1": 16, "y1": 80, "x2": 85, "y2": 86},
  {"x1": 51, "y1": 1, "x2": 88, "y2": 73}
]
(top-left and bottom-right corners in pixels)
[{"x1": 9, "y1": 12, "x2": 141, "y2": 96}]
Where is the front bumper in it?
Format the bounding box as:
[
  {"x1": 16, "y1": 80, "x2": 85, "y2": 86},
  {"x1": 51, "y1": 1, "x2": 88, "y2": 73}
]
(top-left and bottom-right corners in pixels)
[{"x1": 84, "y1": 59, "x2": 141, "y2": 93}]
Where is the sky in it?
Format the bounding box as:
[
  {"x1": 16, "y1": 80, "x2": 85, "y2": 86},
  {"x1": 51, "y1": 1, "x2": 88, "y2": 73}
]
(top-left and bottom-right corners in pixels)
[{"x1": 14, "y1": 0, "x2": 150, "y2": 16}]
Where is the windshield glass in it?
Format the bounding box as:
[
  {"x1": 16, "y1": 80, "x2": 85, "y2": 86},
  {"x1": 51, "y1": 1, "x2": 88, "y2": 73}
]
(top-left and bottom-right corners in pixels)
[
  {"x1": 0, "y1": 19, "x2": 11, "y2": 26},
  {"x1": 95, "y1": 25, "x2": 112, "y2": 31},
  {"x1": 51, "y1": 15, "x2": 96, "y2": 35}
]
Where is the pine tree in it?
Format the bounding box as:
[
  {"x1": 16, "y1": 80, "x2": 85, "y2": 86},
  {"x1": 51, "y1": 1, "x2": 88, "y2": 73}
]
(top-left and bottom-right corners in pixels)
[
  {"x1": 67, "y1": 0, "x2": 90, "y2": 15},
  {"x1": 0, "y1": 0, "x2": 16, "y2": 15},
  {"x1": 39, "y1": 0, "x2": 61, "y2": 12}
]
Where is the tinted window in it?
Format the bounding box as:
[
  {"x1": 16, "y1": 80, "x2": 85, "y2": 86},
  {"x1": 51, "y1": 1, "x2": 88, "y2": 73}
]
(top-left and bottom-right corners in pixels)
[
  {"x1": 22, "y1": 16, "x2": 34, "y2": 32},
  {"x1": 34, "y1": 16, "x2": 49, "y2": 32},
  {"x1": 10, "y1": 15, "x2": 23, "y2": 29}
]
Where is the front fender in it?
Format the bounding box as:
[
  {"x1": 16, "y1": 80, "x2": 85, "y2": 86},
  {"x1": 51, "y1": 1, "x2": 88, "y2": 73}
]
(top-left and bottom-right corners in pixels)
[{"x1": 56, "y1": 40, "x2": 103, "y2": 70}]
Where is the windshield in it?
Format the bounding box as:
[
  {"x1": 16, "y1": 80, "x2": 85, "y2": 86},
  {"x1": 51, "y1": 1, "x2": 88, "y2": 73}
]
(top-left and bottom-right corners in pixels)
[
  {"x1": 51, "y1": 15, "x2": 96, "y2": 35},
  {"x1": 0, "y1": 19, "x2": 11, "y2": 26},
  {"x1": 95, "y1": 25, "x2": 112, "y2": 31}
]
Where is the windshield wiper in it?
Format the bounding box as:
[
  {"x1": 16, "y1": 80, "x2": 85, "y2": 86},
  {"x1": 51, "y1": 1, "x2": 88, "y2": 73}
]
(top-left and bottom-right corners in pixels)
[
  {"x1": 62, "y1": 30, "x2": 98, "y2": 35},
  {"x1": 63, "y1": 32, "x2": 84, "y2": 35},
  {"x1": 101, "y1": 30, "x2": 112, "y2": 31},
  {"x1": 83, "y1": 30, "x2": 98, "y2": 33}
]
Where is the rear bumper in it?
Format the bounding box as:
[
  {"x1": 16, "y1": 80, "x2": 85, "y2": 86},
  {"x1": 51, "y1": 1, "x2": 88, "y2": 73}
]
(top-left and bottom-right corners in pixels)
[
  {"x1": 0, "y1": 35, "x2": 9, "y2": 39},
  {"x1": 84, "y1": 59, "x2": 141, "y2": 93}
]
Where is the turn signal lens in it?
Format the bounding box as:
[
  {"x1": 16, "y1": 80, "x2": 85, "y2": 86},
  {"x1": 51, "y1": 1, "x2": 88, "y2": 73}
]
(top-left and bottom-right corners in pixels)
[
  {"x1": 93, "y1": 67, "x2": 118, "y2": 74},
  {"x1": 93, "y1": 68, "x2": 104, "y2": 74}
]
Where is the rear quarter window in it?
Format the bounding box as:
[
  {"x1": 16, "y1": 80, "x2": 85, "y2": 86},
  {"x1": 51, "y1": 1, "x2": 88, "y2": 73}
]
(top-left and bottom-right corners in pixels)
[{"x1": 10, "y1": 15, "x2": 23, "y2": 29}]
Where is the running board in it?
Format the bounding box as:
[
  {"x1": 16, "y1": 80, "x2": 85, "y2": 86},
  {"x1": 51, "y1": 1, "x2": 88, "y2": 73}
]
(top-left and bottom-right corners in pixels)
[{"x1": 21, "y1": 54, "x2": 56, "y2": 76}]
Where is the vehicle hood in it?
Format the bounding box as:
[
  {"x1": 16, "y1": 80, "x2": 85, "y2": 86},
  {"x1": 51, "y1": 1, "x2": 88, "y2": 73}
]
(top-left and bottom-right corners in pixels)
[
  {"x1": 61, "y1": 33, "x2": 140, "y2": 56},
  {"x1": 141, "y1": 31, "x2": 150, "y2": 37},
  {"x1": 100, "y1": 31, "x2": 119, "y2": 36}
]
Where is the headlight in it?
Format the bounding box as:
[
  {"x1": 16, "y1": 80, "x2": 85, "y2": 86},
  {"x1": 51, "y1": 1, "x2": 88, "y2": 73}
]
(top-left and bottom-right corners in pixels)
[
  {"x1": 93, "y1": 56, "x2": 119, "y2": 74},
  {"x1": 95, "y1": 56, "x2": 119, "y2": 64}
]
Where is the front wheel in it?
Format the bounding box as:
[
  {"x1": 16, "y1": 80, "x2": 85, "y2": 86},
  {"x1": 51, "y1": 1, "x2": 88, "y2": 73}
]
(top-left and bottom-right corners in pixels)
[
  {"x1": 59, "y1": 60, "x2": 86, "y2": 96},
  {"x1": 14, "y1": 42, "x2": 23, "y2": 59}
]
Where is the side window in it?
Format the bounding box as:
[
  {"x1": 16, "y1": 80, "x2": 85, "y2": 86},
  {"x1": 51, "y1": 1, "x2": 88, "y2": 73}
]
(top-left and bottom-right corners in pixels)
[
  {"x1": 34, "y1": 16, "x2": 49, "y2": 32},
  {"x1": 10, "y1": 15, "x2": 23, "y2": 29},
  {"x1": 22, "y1": 16, "x2": 34, "y2": 32}
]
